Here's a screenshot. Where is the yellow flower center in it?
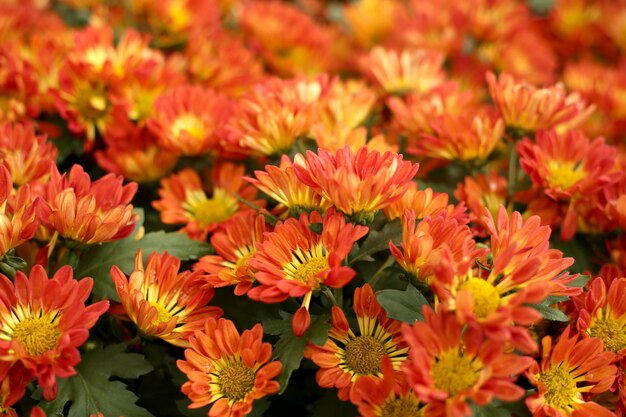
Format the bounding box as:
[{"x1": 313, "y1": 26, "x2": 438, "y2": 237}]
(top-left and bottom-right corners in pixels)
[
  {"x1": 380, "y1": 395, "x2": 423, "y2": 417},
  {"x1": 218, "y1": 361, "x2": 256, "y2": 402},
  {"x1": 458, "y1": 278, "x2": 501, "y2": 318},
  {"x1": 588, "y1": 316, "x2": 626, "y2": 353},
  {"x1": 184, "y1": 189, "x2": 239, "y2": 227},
  {"x1": 293, "y1": 255, "x2": 328, "y2": 284},
  {"x1": 344, "y1": 335, "x2": 386, "y2": 376},
  {"x1": 73, "y1": 85, "x2": 110, "y2": 121},
  {"x1": 431, "y1": 350, "x2": 482, "y2": 396},
  {"x1": 13, "y1": 316, "x2": 61, "y2": 356},
  {"x1": 538, "y1": 363, "x2": 578, "y2": 410},
  {"x1": 170, "y1": 113, "x2": 206, "y2": 139},
  {"x1": 235, "y1": 251, "x2": 254, "y2": 272},
  {"x1": 547, "y1": 160, "x2": 586, "y2": 191},
  {"x1": 150, "y1": 302, "x2": 173, "y2": 323}
]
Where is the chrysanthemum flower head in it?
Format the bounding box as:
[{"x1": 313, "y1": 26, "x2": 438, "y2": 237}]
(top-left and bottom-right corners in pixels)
[
  {"x1": 487, "y1": 71, "x2": 594, "y2": 135},
  {"x1": 0, "y1": 122, "x2": 58, "y2": 186},
  {"x1": 402, "y1": 306, "x2": 533, "y2": 417},
  {"x1": 0, "y1": 43, "x2": 39, "y2": 123},
  {"x1": 361, "y1": 47, "x2": 446, "y2": 95},
  {"x1": 343, "y1": 0, "x2": 403, "y2": 48},
  {"x1": 153, "y1": 163, "x2": 262, "y2": 241},
  {"x1": 147, "y1": 85, "x2": 233, "y2": 156},
  {"x1": 318, "y1": 79, "x2": 377, "y2": 132},
  {"x1": 454, "y1": 172, "x2": 508, "y2": 230},
  {"x1": 0, "y1": 265, "x2": 109, "y2": 400},
  {"x1": 305, "y1": 284, "x2": 408, "y2": 402},
  {"x1": 526, "y1": 327, "x2": 617, "y2": 417},
  {"x1": 194, "y1": 211, "x2": 269, "y2": 296},
  {"x1": 0, "y1": 364, "x2": 32, "y2": 417},
  {"x1": 177, "y1": 318, "x2": 282, "y2": 417},
  {"x1": 294, "y1": 146, "x2": 419, "y2": 224},
  {"x1": 111, "y1": 249, "x2": 222, "y2": 347},
  {"x1": 0, "y1": 165, "x2": 38, "y2": 259},
  {"x1": 517, "y1": 129, "x2": 617, "y2": 201},
  {"x1": 312, "y1": 125, "x2": 397, "y2": 155},
  {"x1": 36, "y1": 164, "x2": 138, "y2": 245},
  {"x1": 383, "y1": 181, "x2": 466, "y2": 223}
]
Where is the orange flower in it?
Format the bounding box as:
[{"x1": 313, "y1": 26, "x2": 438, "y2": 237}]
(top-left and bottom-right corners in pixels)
[
  {"x1": 248, "y1": 209, "x2": 367, "y2": 304},
  {"x1": 517, "y1": 129, "x2": 617, "y2": 201},
  {"x1": 526, "y1": 327, "x2": 617, "y2": 417},
  {"x1": 177, "y1": 318, "x2": 282, "y2": 417},
  {"x1": 36, "y1": 164, "x2": 138, "y2": 245},
  {"x1": 0, "y1": 43, "x2": 39, "y2": 123},
  {"x1": 383, "y1": 182, "x2": 465, "y2": 223},
  {"x1": 402, "y1": 307, "x2": 532, "y2": 417},
  {"x1": 486, "y1": 71, "x2": 594, "y2": 134},
  {"x1": 317, "y1": 80, "x2": 377, "y2": 133},
  {"x1": 194, "y1": 211, "x2": 269, "y2": 296},
  {"x1": 153, "y1": 163, "x2": 262, "y2": 241},
  {"x1": 224, "y1": 75, "x2": 332, "y2": 157},
  {"x1": 0, "y1": 166, "x2": 38, "y2": 258},
  {"x1": 0, "y1": 364, "x2": 32, "y2": 417},
  {"x1": 111, "y1": 249, "x2": 222, "y2": 347},
  {"x1": 0, "y1": 122, "x2": 56, "y2": 186},
  {"x1": 343, "y1": 0, "x2": 402, "y2": 48},
  {"x1": 248, "y1": 155, "x2": 332, "y2": 218},
  {"x1": 147, "y1": 85, "x2": 233, "y2": 156},
  {"x1": 0, "y1": 265, "x2": 109, "y2": 400},
  {"x1": 294, "y1": 146, "x2": 419, "y2": 224},
  {"x1": 575, "y1": 277, "x2": 626, "y2": 354},
  {"x1": 454, "y1": 172, "x2": 508, "y2": 230},
  {"x1": 304, "y1": 284, "x2": 408, "y2": 402},
  {"x1": 361, "y1": 47, "x2": 446, "y2": 95}
]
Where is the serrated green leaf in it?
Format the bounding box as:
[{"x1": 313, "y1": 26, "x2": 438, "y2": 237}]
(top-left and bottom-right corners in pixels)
[
  {"x1": 348, "y1": 219, "x2": 402, "y2": 264},
  {"x1": 39, "y1": 344, "x2": 153, "y2": 417},
  {"x1": 377, "y1": 285, "x2": 428, "y2": 323},
  {"x1": 274, "y1": 315, "x2": 330, "y2": 393},
  {"x1": 530, "y1": 303, "x2": 569, "y2": 322},
  {"x1": 74, "y1": 229, "x2": 212, "y2": 301}
]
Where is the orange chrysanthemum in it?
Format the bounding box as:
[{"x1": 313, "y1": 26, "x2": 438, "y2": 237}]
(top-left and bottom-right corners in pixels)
[
  {"x1": 0, "y1": 122, "x2": 57, "y2": 186},
  {"x1": 454, "y1": 172, "x2": 508, "y2": 230},
  {"x1": 111, "y1": 249, "x2": 222, "y2": 347},
  {"x1": 248, "y1": 155, "x2": 331, "y2": 218},
  {"x1": 526, "y1": 327, "x2": 617, "y2": 417},
  {"x1": 361, "y1": 47, "x2": 446, "y2": 95},
  {"x1": 486, "y1": 71, "x2": 594, "y2": 134},
  {"x1": 0, "y1": 364, "x2": 32, "y2": 417},
  {"x1": 0, "y1": 43, "x2": 39, "y2": 123},
  {"x1": 147, "y1": 85, "x2": 232, "y2": 156},
  {"x1": 343, "y1": 0, "x2": 402, "y2": 48},
  {"x1": 177, "y1": 318, "x2": 282, "y2": 417},
  {"x1": 0, "y1": 166, "x2": 38, "y2": 258},
  {"x1": 294, "y1": 146, "x2": 419, "y2": 224},
  {"x1": 248, "y1": 209, "x2": 368, "y2": 305},
  {"x1": 36, "y1": 164, "x2": 138, "y2": 245},
  {"x1": 402, "y1": 307, "x2": 532, "y2": 417},
  {"x1": 152, "y1": 164, "x2": 262, "y2": 241},
  {"x1": 383, "y1": 182, "x2": 461, "y2": 222},
  {"x1": 305, "y1": 284, "x2": 408, "y2": 402},
  {"x1": 0, "y1": 265, "x2": 109, "y2": 400},
  {"x1": 194, "y1": 211, "x2": 269, "y2": 296}
]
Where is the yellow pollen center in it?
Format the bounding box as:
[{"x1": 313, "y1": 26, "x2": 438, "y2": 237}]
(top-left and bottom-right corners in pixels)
[
  {"x1": 184, "y1": 189, "x2": 238, "y2": 227},
  {"x1": 431, "y1": 350, "x2": 481, "y2": 395},
  {"x1": 150, "y1": 302, "x2": 173, "y2": 323},
  {"x1": 13, "y1": 316, "x2": 61, "y2": 356},
  {"x1": 538, "y1": 363, "x2": 578, "y2": 410},
  {"x1": 170, "y1": 114, "x2": 206, "y2": 139},
  {"x1": 547, "y1": 160, "x2": 586, "y2": 191},
  {"x1": 588, "y1": 316, "x2": 626, "y2": 353},
  {"x1": 458, "y1": 278, "x2": 501, "y2": 318},
  {"x1": 380, "y1": 396, "x2": 423, "y2": 417},
  {"x1": 235, "y1": 251, "x2": 254, "y2": 272},
  {"x1": 293, "y1": 256, "x2": 328, "y2": 284},
  {"x1": 218, "y1": 361, "x2": 256, "y2": 402},
  {"x1": 344, "y1": 335, "x2": 386, "y2": 375}
]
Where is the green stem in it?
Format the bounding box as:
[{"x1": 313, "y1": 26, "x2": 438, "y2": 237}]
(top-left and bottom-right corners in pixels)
[
  {"x1": 507, "y1": 143, "x2": 518, "y2": 198},
  {"x1": 368, "y1": 256, "x2": 396, "y2": 290},
  {"x1": 233, "y1": 193, "x2": 280, "y2": 224},
  {"x1": 322, "y1": 287, "x2": 339, "y2": 306}
]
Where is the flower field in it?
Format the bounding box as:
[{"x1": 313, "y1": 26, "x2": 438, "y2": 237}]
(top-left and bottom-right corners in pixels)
[{"x1": 2, "y1": 0, "x2": 626, "y2": 416}]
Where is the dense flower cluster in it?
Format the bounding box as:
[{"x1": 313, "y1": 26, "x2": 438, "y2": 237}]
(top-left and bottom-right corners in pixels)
[{"x1": 2, "y1": 1, "x2": 626, "y2": 417}]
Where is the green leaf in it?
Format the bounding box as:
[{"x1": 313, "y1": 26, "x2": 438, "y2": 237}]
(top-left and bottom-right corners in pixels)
[
  {"x1": 566, "y1": 274, "x2": 590, "y2": 288},
  {"x1": 39, "y1": 344, "x2": 154, "y2": 417},
  {"x1": 348, "y1": 219, "x2": 402, "y2": 264},
  {"x1": 530, "y1": 303, "x2": 569, "y2": 322},
  {"x1": 74, "y1": 228, "x2": 212, "y2": 301},
  {"x1": 310, "y1": 390, "x2": 357, "y2": 417},
  {"x1": 471, "y1": 402, "x2": 512, "y2": 417},
  {"x1": 274, "y1": 314, "x2": 330, "y2": 394},
  {"x1": 528, "y1": 0, "x2": 554, "y2": 14},
  {"x1": 377, "y1": 284, "x2": 429, "y2": 323}
]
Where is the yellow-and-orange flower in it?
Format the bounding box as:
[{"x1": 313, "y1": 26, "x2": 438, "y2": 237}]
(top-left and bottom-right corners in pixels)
[
  {"x1": 0, "y1": 122, "x2": 57, "y2": 186},
  {"x1": 177, "y1": 318, "x2": 282, "y2": 417},
  {"x1": 248, "y1": 155, "x2": 332, "y2": 218},
  {"x1": 454, "y1": 172, "x2": 508, "y2": 230},
  {"x1": 402, "y1": 306, "x2": 532, "y2": 417},
  {"x1": 147, "y1": 84, "x2": 233, "y2": 156},
  {"x1": 305, "y1": 284, "x2": 408, "y2": 402},
  {"x1": 0, "y1": 165, "x2": 38, "y2": 258},
  {"x1": 111, "y1": 249, "x2": 222, "y2": 347},
  {"x1": 194, "y1": 211, "x2": 269, "y2": 296},
  {"x1": 486, "y1": 71, "x2": 594, "y2": 134},
  {"x1": 0, "y1": 265, "x2": 109, "y2": 400},
  {"x1": 294, "y1": 146, "x2": 419, "y2": 224},
  {"x1": 36, "y1": 164, "x2": 138, "y2": 245},
  {"x1": 526, "y1": 327, "x2": 617, "y2": 417},
  {"x1": 383, "y1": 182, "x2": 461, "y2": 222},
  {"x1": 153, "y1": 163, "x2": 262, "y2": 241}
]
